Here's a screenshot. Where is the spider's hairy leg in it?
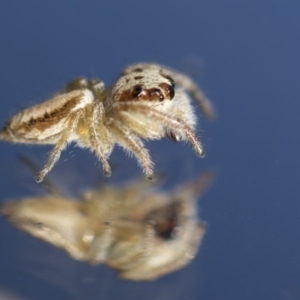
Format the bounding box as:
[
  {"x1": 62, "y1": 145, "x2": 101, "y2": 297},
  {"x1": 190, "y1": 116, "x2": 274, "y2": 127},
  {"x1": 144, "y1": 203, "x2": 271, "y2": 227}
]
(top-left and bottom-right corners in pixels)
[
  {"x1": 87, "y1": 102, "x2": 112, "y2": 177},
  {"x1": 107, "y1": 120, "x2": 154, "y2": 180},
  {"x1": 36, "y1": 112, "x2": 81, "y2": 183},
  {"x1": 161, "y1": 66, "x2": 216, "y2": 120},
  {"x1": 118, "y1": 103, "x2": 205, "y2": 157}
]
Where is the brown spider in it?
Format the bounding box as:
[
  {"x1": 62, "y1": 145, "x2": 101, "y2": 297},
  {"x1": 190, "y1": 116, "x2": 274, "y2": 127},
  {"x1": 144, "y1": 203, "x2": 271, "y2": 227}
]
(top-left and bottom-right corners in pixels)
[{"x1": 0, "y1": 63, "x2": 215, "y2": 182}]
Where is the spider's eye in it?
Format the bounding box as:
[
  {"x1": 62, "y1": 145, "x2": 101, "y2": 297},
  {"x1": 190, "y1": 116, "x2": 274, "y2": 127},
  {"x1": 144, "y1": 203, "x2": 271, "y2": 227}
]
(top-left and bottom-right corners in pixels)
[
  {"x1": 158, "y1": 83, "x2": 175, "y2": 100},
  {"x1": 132, "y1": 85, "x2": 144, "y2": 98},
  {"x1": 149, "y1": 88, "x2": 164, "y2": 101},
  {"x1": 167, "y1": 85, "x2": 175, "y2": 100}
]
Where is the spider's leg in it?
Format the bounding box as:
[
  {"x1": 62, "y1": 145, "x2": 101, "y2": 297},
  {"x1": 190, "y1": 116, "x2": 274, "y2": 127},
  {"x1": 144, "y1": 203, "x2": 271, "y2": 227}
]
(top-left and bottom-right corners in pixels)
[
  {"x1": 18, "y1": 155, "x2": 65, "y2": 197},
  {"x1": 160, "y1": 66, "x2": 216, "y2": 120},
  {"x1": 36, "y1": 112, "x2": 81, "y2": 183},
  {"x1": 88, "y1": 102, "x2": 112, "y2": 177},
  {"x1": 108, "y1": 120, "x2": 154, "y2": 179},
  {"x1": 118, "y1": 103, "x2": 205, "y2": 157}
]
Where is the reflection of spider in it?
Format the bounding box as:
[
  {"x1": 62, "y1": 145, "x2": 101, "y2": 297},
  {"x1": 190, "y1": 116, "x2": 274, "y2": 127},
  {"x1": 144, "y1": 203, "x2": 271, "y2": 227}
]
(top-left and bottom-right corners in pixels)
[
  {"x1": 0, "y1": 63, "x2": 215, "y2": 182},
  {"x1": 1, "y1": 171, "x2": 215, "y2": 281}
]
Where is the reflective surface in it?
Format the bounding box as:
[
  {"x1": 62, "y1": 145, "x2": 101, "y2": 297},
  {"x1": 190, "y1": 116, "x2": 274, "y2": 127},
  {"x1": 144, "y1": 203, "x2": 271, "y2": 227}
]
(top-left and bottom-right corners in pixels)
[
  {"x1": 2, "y1": 172, "x2": 214, "y2": 281},
  {"x1": 0, "y1": 1, "x2": 299, "y2": 299}
]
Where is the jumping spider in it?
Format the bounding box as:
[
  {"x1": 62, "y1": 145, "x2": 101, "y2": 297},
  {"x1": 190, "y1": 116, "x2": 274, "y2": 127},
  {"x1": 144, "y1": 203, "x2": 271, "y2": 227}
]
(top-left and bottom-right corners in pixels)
[
  {"x1": 0, "y1": 63, "x2": 215, "y2": 182},
  {"x1": 1, "y1": 171, "x2": 215, "y2": 281}
]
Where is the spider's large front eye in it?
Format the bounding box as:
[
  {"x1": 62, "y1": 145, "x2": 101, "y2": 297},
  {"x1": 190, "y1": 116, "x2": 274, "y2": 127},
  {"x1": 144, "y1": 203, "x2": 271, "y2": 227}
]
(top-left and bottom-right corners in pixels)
[
  {"x1": 149, "y1": 88, "x2": 164, "y2": 101},
  {"x1": 167, "y1": 85, "x2": 175, "y2": 99},
  {"x1": 158, "y1": 83, "x2": 175, "y2": 100},
  {"x1": 131, "y1": 85, "x2": 144, "y2": 98}
]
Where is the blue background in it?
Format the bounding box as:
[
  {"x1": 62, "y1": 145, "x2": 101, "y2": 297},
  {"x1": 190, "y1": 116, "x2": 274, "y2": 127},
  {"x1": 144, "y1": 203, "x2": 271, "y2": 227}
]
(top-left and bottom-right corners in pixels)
[{"x1": 0, "y1": 1, "x2": 299, "y2": 299}]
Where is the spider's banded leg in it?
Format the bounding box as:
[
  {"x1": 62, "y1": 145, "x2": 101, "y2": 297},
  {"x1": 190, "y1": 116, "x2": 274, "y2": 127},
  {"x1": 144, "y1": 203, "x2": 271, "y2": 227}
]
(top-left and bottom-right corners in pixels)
[
  {"x1": 118, "y1": 103, "x2": 205, "y2": 157},
  {"x1": 88, "y1": 103, "x2": 111, "y2": 177},
  {"x1": 108, "y1": 121, "x2": 154, "y2": 180},
  {"x1": 161, "y1": 67, "x2": 216, "y2": 120},
  {"x1": 36, "y1": 113, "x2": 81, "y2": 183}
]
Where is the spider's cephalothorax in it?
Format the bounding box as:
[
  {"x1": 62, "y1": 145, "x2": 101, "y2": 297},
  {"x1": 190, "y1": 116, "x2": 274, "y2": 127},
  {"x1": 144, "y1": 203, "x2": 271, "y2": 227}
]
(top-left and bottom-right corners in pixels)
[{"x1": 0, "y1": 63, "x2": 215, "y2": 182}]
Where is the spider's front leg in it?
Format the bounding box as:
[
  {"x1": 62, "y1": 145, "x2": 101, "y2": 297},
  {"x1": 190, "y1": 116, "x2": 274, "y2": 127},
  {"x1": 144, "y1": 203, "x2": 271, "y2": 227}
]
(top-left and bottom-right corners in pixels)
[
  {"x1": 159, "y1": 66, "x2": 216, "y2": 120},
  {"x1": 105, "y1": 118, "x2": 154, "y2": 180},
  {"x1": 117, "y1": 102, "x2": 205, "y2": 158}
]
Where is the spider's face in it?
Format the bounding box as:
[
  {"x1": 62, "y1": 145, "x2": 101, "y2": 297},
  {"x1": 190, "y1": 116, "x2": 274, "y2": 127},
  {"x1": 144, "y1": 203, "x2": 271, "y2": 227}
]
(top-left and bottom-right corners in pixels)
[{"x1": 111, "y1": 67, "x2": 175, "y2": 104}]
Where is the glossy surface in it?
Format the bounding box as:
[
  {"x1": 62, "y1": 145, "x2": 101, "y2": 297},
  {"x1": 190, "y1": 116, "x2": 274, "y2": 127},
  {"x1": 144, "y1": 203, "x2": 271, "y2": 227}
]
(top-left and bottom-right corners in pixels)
[{"x1": 2, "y1": 172, "x2": 214, "y2": 281}]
